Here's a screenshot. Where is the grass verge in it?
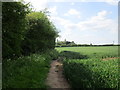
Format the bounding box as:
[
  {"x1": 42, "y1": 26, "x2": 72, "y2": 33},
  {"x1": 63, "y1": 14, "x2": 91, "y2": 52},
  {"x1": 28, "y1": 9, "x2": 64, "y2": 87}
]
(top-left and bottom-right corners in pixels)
[{"x1": 3, "y1": 50, "x2": 59, "y2": 88}]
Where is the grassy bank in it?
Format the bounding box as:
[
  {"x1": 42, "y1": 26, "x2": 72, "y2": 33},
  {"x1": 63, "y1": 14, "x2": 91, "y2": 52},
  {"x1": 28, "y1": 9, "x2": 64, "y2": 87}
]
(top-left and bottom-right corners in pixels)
[{"x1": 3, "y1": 50, "x2": 59, "y2": 88}]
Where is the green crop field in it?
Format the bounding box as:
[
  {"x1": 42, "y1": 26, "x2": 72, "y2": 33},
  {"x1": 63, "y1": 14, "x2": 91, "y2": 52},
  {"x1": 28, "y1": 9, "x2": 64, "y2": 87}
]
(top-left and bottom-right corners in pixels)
[
  {"x1": 56, "y1": 46, "x2": 119, "y2": 58},
  {"x1": 56, "y1": 46, "x2": 119, "y2": 89}
]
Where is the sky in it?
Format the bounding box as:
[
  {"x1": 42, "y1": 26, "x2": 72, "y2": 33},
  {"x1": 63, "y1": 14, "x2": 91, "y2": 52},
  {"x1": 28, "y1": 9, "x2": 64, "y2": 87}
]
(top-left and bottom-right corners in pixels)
[{"x1": 23, "y1": 0, "x2": 118, "y2": 45}]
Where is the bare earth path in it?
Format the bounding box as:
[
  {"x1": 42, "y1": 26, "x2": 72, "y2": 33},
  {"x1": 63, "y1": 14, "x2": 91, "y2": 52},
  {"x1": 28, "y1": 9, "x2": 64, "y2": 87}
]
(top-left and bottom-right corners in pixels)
[{"x1": 46, "y1": 60, "x2": 71, "y2": 89}]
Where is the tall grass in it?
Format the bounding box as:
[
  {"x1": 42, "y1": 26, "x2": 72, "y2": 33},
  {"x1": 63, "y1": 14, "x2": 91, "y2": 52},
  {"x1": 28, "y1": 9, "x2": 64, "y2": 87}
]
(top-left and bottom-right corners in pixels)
[{"x1": 3, "y1": 50, "x2": 59, "y2": 88}]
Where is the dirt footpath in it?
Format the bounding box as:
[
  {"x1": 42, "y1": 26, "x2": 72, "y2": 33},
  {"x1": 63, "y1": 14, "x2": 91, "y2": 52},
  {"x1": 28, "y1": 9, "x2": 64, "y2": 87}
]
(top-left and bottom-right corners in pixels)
[{"x1": 46, "y1": 60, "x2": 71, "y2": 89}]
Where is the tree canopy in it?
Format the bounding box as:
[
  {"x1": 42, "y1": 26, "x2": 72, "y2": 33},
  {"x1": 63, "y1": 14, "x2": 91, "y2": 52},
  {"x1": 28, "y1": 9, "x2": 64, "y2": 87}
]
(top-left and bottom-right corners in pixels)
[
  {"x1": 22, "y1": 11, "x2": 58, "y2": 55},
  {"x1": 2, "y1": 2, "x2": 58, "y2": 59},
  {"x1": 2, "y1": 2, "x2": 30, "y2": 59}
]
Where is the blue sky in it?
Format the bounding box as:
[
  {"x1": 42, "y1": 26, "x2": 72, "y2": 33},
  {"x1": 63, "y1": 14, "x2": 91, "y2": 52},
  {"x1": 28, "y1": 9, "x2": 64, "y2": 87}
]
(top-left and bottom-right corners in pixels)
[{"x1": 24, "y1": 0, "x2": 118, "y2": 45}]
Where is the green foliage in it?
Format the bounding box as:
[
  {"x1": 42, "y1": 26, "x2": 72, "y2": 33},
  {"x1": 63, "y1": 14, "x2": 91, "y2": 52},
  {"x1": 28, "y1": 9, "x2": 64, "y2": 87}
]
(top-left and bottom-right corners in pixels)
[
  {"x1": 2, "y1": 2, "x2": 58, "y2": 59},
  {"x1": 57, "y1": 46, "x2": 119, "y2": 88},
  {"x1": 2, "y1": 2, "x2": 30, "y2": 59},
  {"x1": 56, "y1": 43, "x2": 119, "y2": 47},
  {"x1": 63, "y1": 59, "x2": 118, "y2": 88},
  {"x1": 44, "y1": 49, "x2": 59, "y2": 60},
  {"x1": 3, "y1": 48, "x2": 60, "y2": 88},
  {"x1": 3, "y1": 53, "x2": 53, "y2": 88},
  {"x1": 2, "y1": 2, "x2": 59, "y2": 88},
  {"x1": 59, "y1": 51, "x2": 88, "y2": 59},
  {"x1": 56, "y1": 46, "x2": 119, "y2": 58},
  {"x1": 22, "y1": 11, "x2": 58, "y2": 55},
  {"x1": 56, "y1": 40, "x2": 76, "y2": 47}
]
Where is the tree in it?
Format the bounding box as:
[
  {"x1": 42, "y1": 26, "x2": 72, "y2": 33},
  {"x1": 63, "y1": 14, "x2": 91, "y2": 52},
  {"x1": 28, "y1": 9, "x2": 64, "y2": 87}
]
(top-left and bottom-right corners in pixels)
[
  {"x1": 2, "y1": 2, "x2": 30, "y2": 59},
  {"x1": 22, "y1": 11, "x2": 58, "y2": 55}
]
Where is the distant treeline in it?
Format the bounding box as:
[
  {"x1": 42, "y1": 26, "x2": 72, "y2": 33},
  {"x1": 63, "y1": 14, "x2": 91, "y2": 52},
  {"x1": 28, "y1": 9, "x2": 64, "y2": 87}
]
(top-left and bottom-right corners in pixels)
[
  {"x1": 56, "y1": 40, "x2": 120, "y2": 47},
  {"x1": 55, "y1": 44, "x2": 120, "y2": 47},
  {"x1": 3, "y1": 2, "x2": 58, "y2": 60}
]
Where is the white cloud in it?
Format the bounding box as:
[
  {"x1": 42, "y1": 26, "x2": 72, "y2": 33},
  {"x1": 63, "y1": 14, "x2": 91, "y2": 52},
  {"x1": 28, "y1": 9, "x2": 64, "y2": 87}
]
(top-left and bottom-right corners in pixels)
[
  {"x1": 97, "y1": 10, "x2": 107, "y2": 17},
  {"x1": 70, "y1": 2, "x2": 75, "y2": 5},
  {"x1": 64, "y1": 9, "x2": 81, "y2": 18},
  {"x1": 24, "y1": 0, "x2": 48, "y2": 11},
  {"x1": 63, "y1": 10, "x2": 117, "y2": 32},
  {"x1": 48, "y1": 6, "x2": 58, "y2": 15},
  {"x1": 50, "y1": 16, "x2": 74, "y2": 38},
  {"x1": 97, "y1": 0, "x2": 118, "y2": 5},
  {"x1": 50, "y1": 10, "x2": 117, "y2": 42},
  {"x1": 47, "y1": 0, "x2": 118, "y2": 5},
  {"x1": 76, "y1": 10, "x2": 117, "y2": 32},
  {"x1": 76, "y1": 0, "x2": 118, "y2": 5},
  {"x1": 21, "y1": 0, "x2": 118, "y2": 12}
]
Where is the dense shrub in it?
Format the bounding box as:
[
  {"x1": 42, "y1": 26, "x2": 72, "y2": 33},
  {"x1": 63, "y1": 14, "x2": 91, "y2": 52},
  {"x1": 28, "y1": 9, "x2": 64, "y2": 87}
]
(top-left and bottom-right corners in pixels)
[
  {"x1": 3, "y1": 2, "x2": 58, "y2": 59},
  {"x1": 22, "y1": 11, "x2": 58, "y2": 55},
  {"x1": 59, "y1": 51, "x2": 88, "y2": 59},
  {"x1": 45, "y1": 49, "x2": 59, "y2": 60},
  {"x1": 3, "y1": 48, "x2": 60, "y2": 88},
  {"x1": 3, "y1": 53, "x2": 54, "y2": 88},
  {"x1": 2, "y1": 2, "x2": 30, "y2": 59}
]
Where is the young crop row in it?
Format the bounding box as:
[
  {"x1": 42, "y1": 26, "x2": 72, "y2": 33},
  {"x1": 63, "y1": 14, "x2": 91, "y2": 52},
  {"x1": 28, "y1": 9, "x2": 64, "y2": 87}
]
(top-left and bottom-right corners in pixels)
[{"x1": 63, "y1": 58, "x2": 119, "y2": 89}]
